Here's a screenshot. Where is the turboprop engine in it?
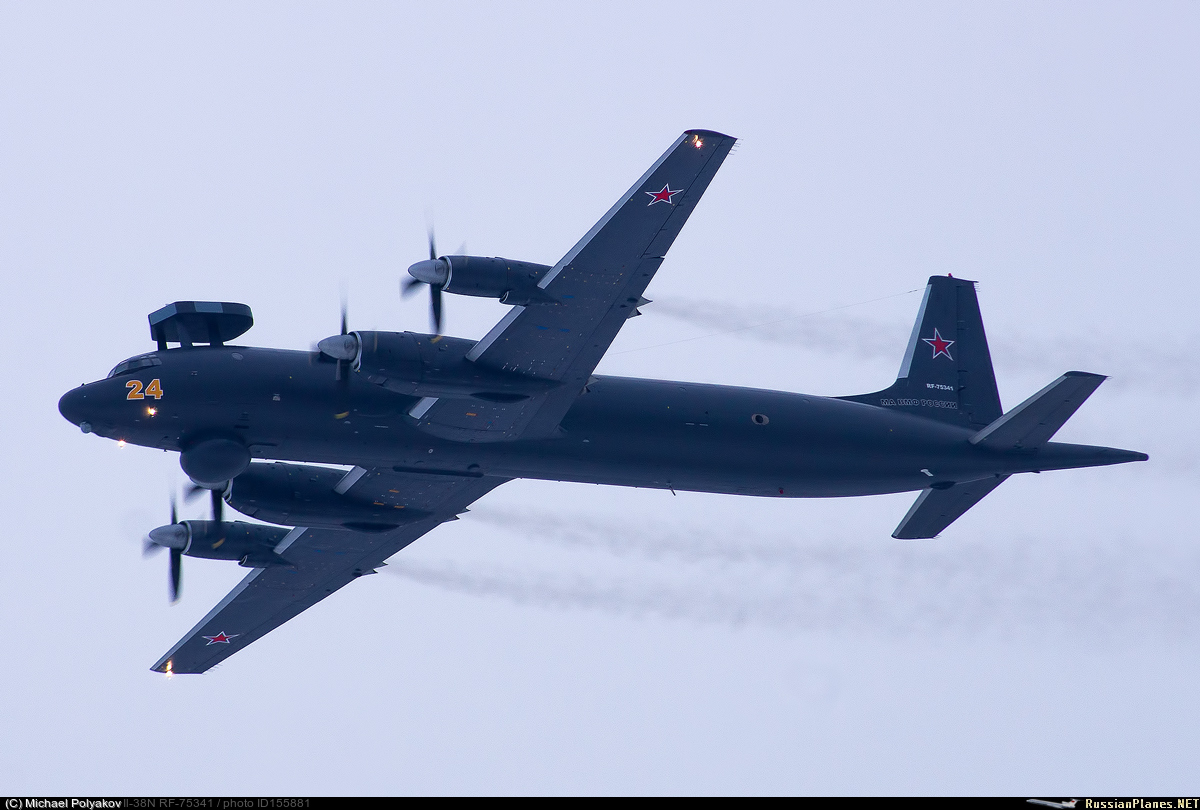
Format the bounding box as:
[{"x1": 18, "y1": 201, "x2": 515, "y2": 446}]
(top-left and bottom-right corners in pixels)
[
  {"x1": 227, "y1": 462, "x2": 431, "y2": 531},
  {"x1": 406, "y1": 256, "x2": 557, "y2": 305},
  {"x1": 147, "y1": 520, "x2": 291, "y2": 567},
  {"x1": 317, "y1": 330, "x2": 559, "y2": 402}
]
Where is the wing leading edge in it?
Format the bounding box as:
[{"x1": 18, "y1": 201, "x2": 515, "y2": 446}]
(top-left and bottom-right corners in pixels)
[
  {"x1": 152, "y1": 470, "x2": 507, "y2": 674},
  {"x1": 410, "y1": 129, "x2": 737, "y2": 442}
]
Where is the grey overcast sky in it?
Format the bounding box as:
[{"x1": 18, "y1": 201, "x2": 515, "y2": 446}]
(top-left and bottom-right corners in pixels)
[{"x1": 2, "y1": 0, "x2": 1198, "y2": 795}]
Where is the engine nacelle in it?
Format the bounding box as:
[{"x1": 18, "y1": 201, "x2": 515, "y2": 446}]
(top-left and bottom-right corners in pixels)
[
  {"x1": 408, "y1": 256, "x2": 556, "y2": 305},
  {"x1": 228, "y1": 461, "x2": 431, "y2": 531},
  {"x1": 173, "y1": 520, "x2": 291, "y2": 567},
  {"x1": 348, "y1": 330, "x2": 559, "y2": 402}
]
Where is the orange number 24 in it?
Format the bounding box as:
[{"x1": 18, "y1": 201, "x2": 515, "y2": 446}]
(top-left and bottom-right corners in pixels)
[{"x1": 126, "y1": 379, "x2": 164, "y2": 401}]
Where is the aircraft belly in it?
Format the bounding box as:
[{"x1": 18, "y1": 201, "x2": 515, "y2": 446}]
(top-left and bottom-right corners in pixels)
[
  {"x1": 251, "y1": 376, "x2": 1005, "y2": 498},
  {"x1": 476, "y1": 441, "x2": 968, "y2": 498}
]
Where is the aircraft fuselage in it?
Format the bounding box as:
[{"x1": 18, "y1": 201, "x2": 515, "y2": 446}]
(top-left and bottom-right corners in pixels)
[{"x1": 58, "y1": 344, "x2": 1139, "y2": 500}]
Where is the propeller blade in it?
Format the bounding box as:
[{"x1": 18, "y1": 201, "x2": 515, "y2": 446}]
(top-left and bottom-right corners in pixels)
[
  {"x1": 169, "y1": 548, "x2": 182, "y2": 603},
  {"x1": 210, "y1": 487, "x2": 224, "y2": 525},
  {"x1": 315, "y1": 299, "x2": 355, "y2": 382},
  {"x1": 405, "y1": 226, "x2": 450, "y2": 333},
  {"x1": 184, "y1": 482, "x2": 225, "y2": 521},
  {"x1": 146, "y1": 490, "x2": 187, "y2": 602},
  {"x1": 401, "y1": 276, "x2": 423, "y2": 297},
  {"x1": 338, "y1": 298, "x2": 352, "y2": 386}
]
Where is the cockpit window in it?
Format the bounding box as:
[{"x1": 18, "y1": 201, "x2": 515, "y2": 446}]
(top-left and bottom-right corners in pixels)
[{"x1": 108, "y1": 355, "x2": 162, "y2": 378}]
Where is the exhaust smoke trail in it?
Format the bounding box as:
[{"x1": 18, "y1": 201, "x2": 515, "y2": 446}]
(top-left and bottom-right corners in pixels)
[
  {"x1": 645, "y1": 296, "x2": 1200, "y2": 396},
  {"x1": 396, "y1": 508, "x2": 1200, "y2": 641},
  {"x1": 470, "y1": 506, "x2": 874, "y2": 570}
]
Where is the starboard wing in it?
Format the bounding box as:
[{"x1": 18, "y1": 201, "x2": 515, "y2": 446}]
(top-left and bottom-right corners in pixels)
[
  {"x1": 409, "y1": 129, "x2": 737, "y2": 442},
  {"x1": 152, "y1": 470, "x2": 508, "y2": 674}
]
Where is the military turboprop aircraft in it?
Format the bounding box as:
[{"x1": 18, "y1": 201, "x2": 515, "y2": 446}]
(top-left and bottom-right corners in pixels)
[{"x1": 58, "y1": 129, "x2": 1147, "y2": 674}]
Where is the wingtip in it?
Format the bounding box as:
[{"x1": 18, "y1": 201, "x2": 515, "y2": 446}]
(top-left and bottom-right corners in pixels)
[
  {"x1": 684, "y1": 128, "x2": 735, "y2": 141},
  {"x1": 151, "y1": 661, "x2": 203, "y2": 675}
]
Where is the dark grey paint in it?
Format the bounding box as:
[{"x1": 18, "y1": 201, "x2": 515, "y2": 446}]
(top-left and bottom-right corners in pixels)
[{"x1": 54, "y1": 129, "x2": 1146, "y2": 673}]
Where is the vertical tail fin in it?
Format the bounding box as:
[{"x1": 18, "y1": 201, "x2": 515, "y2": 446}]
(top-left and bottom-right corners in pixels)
[{"x1": 841, "y1": 276, "x2": 1002, "y2": 430}]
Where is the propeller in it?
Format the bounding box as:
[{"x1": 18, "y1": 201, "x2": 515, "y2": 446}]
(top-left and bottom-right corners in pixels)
[
  {"x1": 403, "y1": 228, "x2": 447, "y2": 333},
  {"x1": 169, "y1": 546, "x2": 182, "y2": 603},
  {"x1": 334, "y1": 296, "x2": 349, "y2": 382},
  {"x1": 144, "y1": 494, "x2": 186, "y2": 603},
  {"x1": 184, "y1": 482, "x2": 225, "y2": 525},
  {"x1": 316, "y1": 297, "x2": 358, "y2": 390}
]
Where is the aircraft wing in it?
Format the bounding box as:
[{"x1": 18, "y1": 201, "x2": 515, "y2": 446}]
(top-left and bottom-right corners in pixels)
[
  {"x1": 410, "y1": 129, "x2": 737, "y2": 442},
  {"x1": 151, "y1": 469, "x2": 508, "y2": 674}
]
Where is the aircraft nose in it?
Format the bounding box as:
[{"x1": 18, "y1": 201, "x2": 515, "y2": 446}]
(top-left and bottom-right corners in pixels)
[{"x1": 58, "y1": 386, "x2": 92, "y2": 428}]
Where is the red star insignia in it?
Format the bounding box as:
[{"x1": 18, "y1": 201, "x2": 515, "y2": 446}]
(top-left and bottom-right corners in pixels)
[
  {"x1": 645, "y1": 184, "x2": 681, "y2": 205},
  {"x1": 922, "y1": 328, "x2": 955, "y2": 360},
  {"x1": 203, "y1": 631, "x2": 239, "y2": 645}
]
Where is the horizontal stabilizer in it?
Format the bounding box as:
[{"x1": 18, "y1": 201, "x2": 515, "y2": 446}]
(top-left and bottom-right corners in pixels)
[
  {"x1": 970, "y1": 372, "x2": 1106, "y2": 451},
  {"x1": 893, "y1": 475, "x2": 1009, "y2": 539}
]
